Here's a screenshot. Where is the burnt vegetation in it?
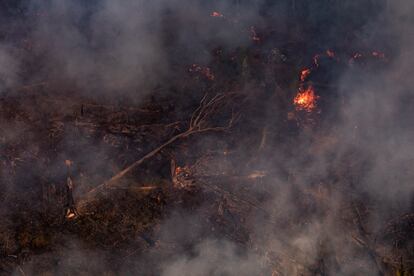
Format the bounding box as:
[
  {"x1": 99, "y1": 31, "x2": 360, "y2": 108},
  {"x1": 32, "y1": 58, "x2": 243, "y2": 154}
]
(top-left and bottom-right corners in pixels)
[{"x1": 0, "y1": 0, "x2": 413, "y2": 275}]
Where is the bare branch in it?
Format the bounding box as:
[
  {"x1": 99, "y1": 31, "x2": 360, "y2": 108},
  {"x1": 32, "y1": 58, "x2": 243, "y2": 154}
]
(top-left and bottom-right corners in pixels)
[{"x1": 76, "y1": 92, "x2": 238, "y2": 213}]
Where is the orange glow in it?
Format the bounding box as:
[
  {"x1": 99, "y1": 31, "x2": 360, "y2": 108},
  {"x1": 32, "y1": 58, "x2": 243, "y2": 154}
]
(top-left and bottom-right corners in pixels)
[
  {"x1": 66, "y1": 209, "x2": 76, "y2": 220},
  {"x1": 372, "y1": 51, "x2": 385, "y2": 58},
  {"x1": 66, "y1": 212, "x2": 76, "y2": 219},
  {"x1": 326, "y1": 49, "x2": 335, "y2": 58},
  {"x1": 293, "y1": 86, "x2": 318, "y2": 112},
  {"x1": 353, "y1": 53, "x2": 363, "y2": 59},
  {"x1": 203, "y1": 67, "x2": 215, "y2": 80},
  {"x1": 189, "y1": 64, "x2": 215, "y2": 80},
  {"x1": 175, "y1": 166, "x2": 183, "y2": 175},
  {"x1": 300, "y1": 68, "x2": 311, "y2": 82},
  {"x1": 250, "y1": 26, "x2": 260, "y2": 42},
  {"x1": 211, "y1": 11, "x2": 224, "y2": 17}
]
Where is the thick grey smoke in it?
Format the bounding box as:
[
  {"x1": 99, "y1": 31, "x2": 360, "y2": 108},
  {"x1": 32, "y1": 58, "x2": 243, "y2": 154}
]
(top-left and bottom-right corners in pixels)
[
  {"x1": 27, "y1": 0, "x2": 169, "y2": 98},
  {"x1": 158, "y1": 0, "x2": 414, "y2": 274},
  {"x1": 253, "y1": 0, "x2": 414, "y2": 273},
  {"x1": 9, "y1": 0, "x2": 270, "y2": 100},
  {"x1": 161, "y1": 240, "x2": 266, "y2": 276},
  {"x1": 336, "y1": 0, "x2": 414, "y2": 206},
  {"x1": 0, "y1": 45, "x2": 19, "y2": 91},
  {"x1": 3, "y1": 0, "x2": 414, "y2": 275}
]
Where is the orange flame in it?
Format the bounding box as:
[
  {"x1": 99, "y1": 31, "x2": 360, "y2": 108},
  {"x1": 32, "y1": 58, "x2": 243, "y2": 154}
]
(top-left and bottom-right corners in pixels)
[
  {"x1": 293, "y1": 86, "x2": 318, "y2": 112},
  {"x1": 65, "y1": 208, "x2": 76, "y2": 220},
  {"x1": 300, "y1": 68, "x2": 311, "y2": 82},
  {"x1": 203, "y1": 67, "x2": 215, "y2": 80},
  {"x1": 66, "y1": 212, "x2": 76, "y2": 219},
  {"x1": 175, "y1": 166, "x2": 183, "y2": 175},
  {"x1": 189, "y1": 64, "x2": 215, "y2": 80},
  {"x1": 211, "y1": 11, "x2": 224, "y2": 17},
  {"x1": 326, "y1": 49, "x2": 335, "y2": 58},
  {"x1": 250, "y1": 26, "x2": 261, "y2": 42},
  {"x1": 372, "y1": 51, "x2": 385, "y2": 59},
  {"x1": 350, "y1": 51, "x2": 387, "y2": 64},
  {"x1": 353, "y1": 53, "x2": 363, "y2": 59}
]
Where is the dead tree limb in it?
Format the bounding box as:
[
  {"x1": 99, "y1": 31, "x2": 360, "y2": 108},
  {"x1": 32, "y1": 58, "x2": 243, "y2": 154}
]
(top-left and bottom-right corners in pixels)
[
  {"x1": 352, "y1": 204, "x2": 386, "y2": 276},
  {"x1": 76, "y1": 92, "x2": 239, "y2": 213}
]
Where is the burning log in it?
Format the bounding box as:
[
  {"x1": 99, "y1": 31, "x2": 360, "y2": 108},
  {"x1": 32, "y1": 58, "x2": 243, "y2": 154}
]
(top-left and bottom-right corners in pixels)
[
  {"x1": 64, "y1": 160, "x2": 78, "y2": 220},
  {"x1": 293, "y1": 85, "x2": 318, "y2": 113},
  {"x1": 171, "y1": 159, "x2": 195, "y2": 189},
  {"x1": 300, "y1": 68, "x2": 311, "y2": 82}
]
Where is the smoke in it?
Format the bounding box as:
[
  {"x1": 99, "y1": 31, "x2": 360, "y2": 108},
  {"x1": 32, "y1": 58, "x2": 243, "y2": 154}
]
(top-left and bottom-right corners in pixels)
[
  {"x1": 248, "y1": 0, "x2": 414, "y2": 273},
  {"x1": 2, "y1": 0, "x2": 414, "y2": 275},
  {"x1": 158, "y1": 0, "x2": 414, "y2": 274},
  {"x1": 161, "y1": 239, "x2": 266, "y2": 276},
  {"x1": 0, "y1": 45, "x2": 19, "y2": 91},
  {"x1": 336, "y1": 1, "x2": 414, "y2": 205},
  {"x1": 0, "y1": 0, "x2": 275, "y2": 99},
  {"x1": 25, "y1": 0, "x2": 168, "y2": 98}
]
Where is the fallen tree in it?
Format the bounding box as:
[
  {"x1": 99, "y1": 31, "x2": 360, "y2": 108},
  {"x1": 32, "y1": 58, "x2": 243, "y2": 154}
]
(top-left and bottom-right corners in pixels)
[{"x1": 76, "y1": 92, "x2": 240, "y2": 214}]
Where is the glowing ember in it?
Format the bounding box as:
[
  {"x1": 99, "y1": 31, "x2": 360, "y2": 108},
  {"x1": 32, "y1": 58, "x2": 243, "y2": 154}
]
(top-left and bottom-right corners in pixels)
[
  {"x1": 210, "y1": 11, "x2": 224, "y2": 17},
  {"x1": 65, "y1": 159, "x2": 73, "y2": 167},
  {"x1": 66, "y1": 212, "x2": 76, "y2": 219},
  {"x1": 326, "y1": 49, "x2": 335, "y2": 58},
  {"x1": 293, "y1": 86, "x2": 318, "y2": 112},
  {"x1": 250, "y1": 26, "x2": 261, "y2": 42},
  {"x1": 203, "y1": 67, "x2": 215, "y2": 80},
  {"x1": 175, "y1": 166, "x2": 183, "y2": 175},
  {"x1": 189, "y1": 64, "x2": 215, "y2": 80},
  {"x1": 247, "y1": 170, "x2": 266, "y2": 179},
  {"x1": 353, "y1": 53, "x2": 363, "y2": 59},
  {"x1": 349, "y1": 51, "x2": 387, "y2": 64},
  {"x1": 349, "y1": 53, "x2": 362, "y2": 65},
  {"x1": 66, "y1": 209, "x2": 76, "y2": 220},
  {"x1": 372, "y1": 51, "x2": 385, "y2": 58},
  {"x1": 300, "y1": 68, "x2": 311, "y2": 82}
]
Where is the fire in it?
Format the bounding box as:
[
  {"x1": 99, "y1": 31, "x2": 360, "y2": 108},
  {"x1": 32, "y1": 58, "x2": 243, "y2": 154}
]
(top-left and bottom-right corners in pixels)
[
  {"x1": 293, "y1": 86, "x2": 318, "y2": 112},
  {"x1": 313, "y1": 50, "x2": 336, "y2": 66},
  {"x1": 250, "y1": 26, "x2": 261, "y2": 42},
  {"x1": 372, "y1": 51, "x2": 385, "y2": 58},
  {"x1": 247, "y1": 170, "x2": 266, "y2": 179},
  {"x1": 189, "y1": 64, "x2": 215, "y2": 80},
  {"x1": 65, "y1": 209, "x2": 76, "y2": 220},
  {"x1": 349, "y1": 52, "x2": 364, "y2": 65},
  {"x1": 175, "y1": 166, "x2": 183, "y2": 175},
  {"x1": 353, "y1": 53, "x2": 363, "y2": 59},
  {"x1": 211, "y1": 11, "x2": 224, "y2": 18},
  {"x1": 349, "y1": 51, "x2": 387, "y2": 64},
  {"x1": 300, "y1": 68, "x2": 311, "y2": 82},
  {"x1": 326, "y1": 49, "x2": 335, "y2": 58},
  {"x1": 293, "y1": 48, "x2": 386, "y2": 114},
  {"x1": 203, "y1": 67, "x2": 215, "y2": 80},
  {"x1": 66, "y1": 212, "x2": 76, "y2": 219}
]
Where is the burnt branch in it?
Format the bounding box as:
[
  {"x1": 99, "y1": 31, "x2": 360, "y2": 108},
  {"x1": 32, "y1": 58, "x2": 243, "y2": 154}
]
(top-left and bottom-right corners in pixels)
[
  {"x1": 76, "y1": 92, "x2": 239, "y2": 213},
  {"x1": 351, "y1": 204, "x2": 387, "y2": 276}
]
